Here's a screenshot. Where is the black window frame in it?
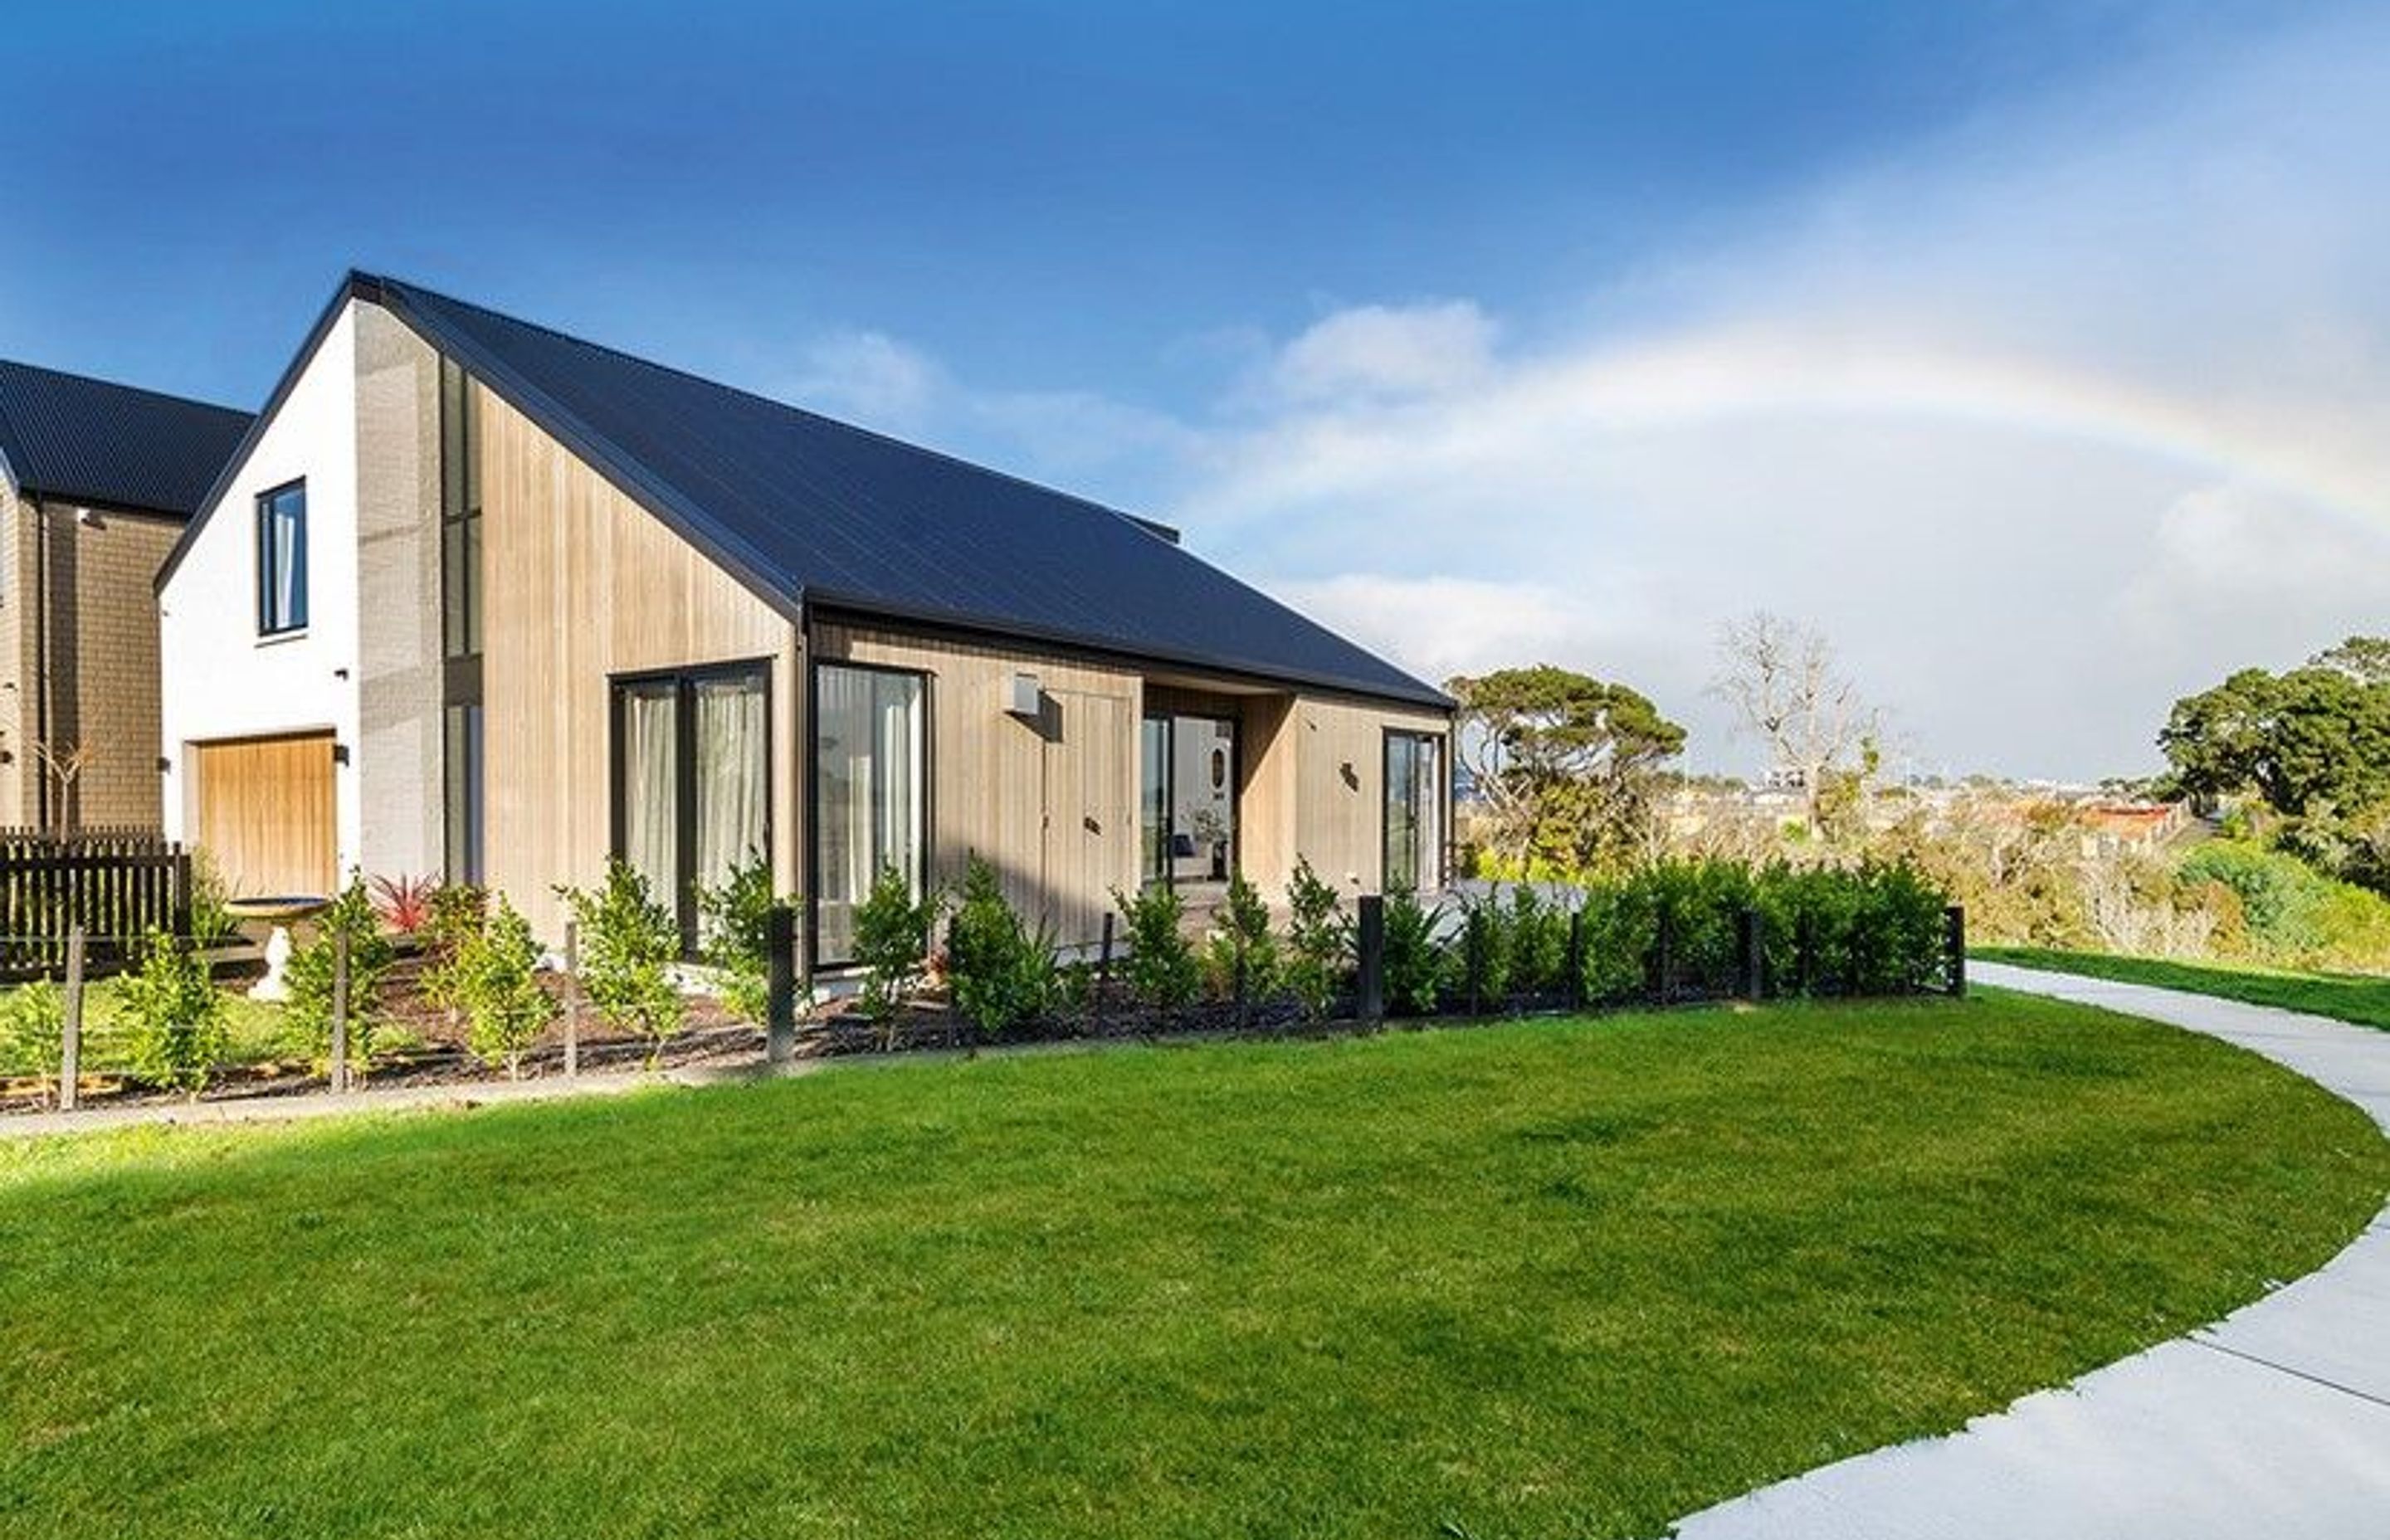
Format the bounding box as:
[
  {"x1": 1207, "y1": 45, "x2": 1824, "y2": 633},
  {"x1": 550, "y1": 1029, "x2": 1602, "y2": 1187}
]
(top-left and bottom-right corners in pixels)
[
  {"x1": 254, "y1": 479, "x2": 309, "y2": 637},
  {"x1": 1382, "y1": 728, "x2": 1448, "y2": 894},
  {"x1": 805, "y1": 657, "x2": 934, "y2": 972},
  {"x1": 1139, "y1": 709, "x2": 1241, "y2": 890},
  {"x1": 607, "y1": 657, "x2": 776, "y2": 953}
]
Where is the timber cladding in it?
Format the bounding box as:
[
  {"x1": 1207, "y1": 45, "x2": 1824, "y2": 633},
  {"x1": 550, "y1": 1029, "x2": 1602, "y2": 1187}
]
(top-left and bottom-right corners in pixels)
[
  {"x1": 192, "y1": 731, "x2": 337, "y2": 899},
  {"x1": 475, "y1": 385, "x2": 800, "y2": 944}
]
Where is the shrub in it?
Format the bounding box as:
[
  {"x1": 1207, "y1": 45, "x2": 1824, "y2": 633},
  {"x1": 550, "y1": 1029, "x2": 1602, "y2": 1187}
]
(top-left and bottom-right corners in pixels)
[
  {"x1": 1753, "y1": 860, "x2": 1948, "y2": 997},
  {"x1": 187, "y1": 851, "x2": 241, "y2": 948},
  {"x1": 457, "y1": 896, "x2": 557, "y2": 1078},
  {"x1": 559, "y1": 858, "x2": 685, "y2": 1068},
  {"x1": 417, "y1": 882, "x2": 490, "y2": 1026},
  {"x1": 1113, "y1": 882, "x2": 1200, "y2": 1012},
  {"x1": 1506, "y1": 885, "x2": 1573, "y2": 997},
  {"x1": 946, "y1": 855, "x2": 1061, "y2": 1038},
  {"x1": 1455, "y1": 891, "x2": 1514, "y2": 1011},
  {"x1": 284, "y1": 876, "x2": 397, "y2": 1077},
  {"x1": 120, "y1": 929, "x2": 227, "y2": 1099},
  {"x1": 853, "y1": 864, "x2": 936, "y2": 1032},
  {"x1": 368, "y1": 873, "x2": 438, "y2": 935},
  {"x1": 2176, "y1": 840, "x2": 2390, "y2": 970},
  {"x1": 696, "y1": 850, "x2": 780, "y2": 1023},
  {"x1": 1381, "y1": 886, "x2": 1447, "y2": 1016},
  {"x1": 0, "y1": 978, "x2": 66, "y2": 1103},
  {"x1": 1283, "y1": 858, "x2": 1350, "y2": 1020},
  {"x1": 1201, "y1": 871, "x2": 1280, "y2": 1010}
]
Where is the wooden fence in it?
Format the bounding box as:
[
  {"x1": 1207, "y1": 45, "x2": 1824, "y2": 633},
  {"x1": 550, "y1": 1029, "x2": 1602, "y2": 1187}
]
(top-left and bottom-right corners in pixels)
[{"x1": 0, "y1": 831, "x2": 193, "y2": 982}]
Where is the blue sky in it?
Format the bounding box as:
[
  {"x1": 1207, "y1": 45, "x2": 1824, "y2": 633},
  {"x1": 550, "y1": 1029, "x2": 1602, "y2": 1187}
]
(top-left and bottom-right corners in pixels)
[{"x1": 6, "y1": 0, "x2": 2383, "y2": 776}]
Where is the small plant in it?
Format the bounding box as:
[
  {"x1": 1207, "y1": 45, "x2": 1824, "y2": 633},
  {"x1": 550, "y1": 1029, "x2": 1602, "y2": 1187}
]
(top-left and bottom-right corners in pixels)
[
  {"x1": 369, "y1": 873, "x2": 438, "y2": 935},
  {"x1": 457, "y1": 896, "x2": 558, "y2": 1078},
  {"x1": 1113, "y1": 882, "x2": 1201, "y2": 1013},
  {"x1": 559, "y1": 859, "x2": 685, "y2": 1069},
  {"x1": 186, "y1": 851, "x2": 241, "y2": 948},
  {"x1": 1201, "y1": 870, "x2": 1280, "y2": 1012},
  {"x1": 1382, "y1": 887, "x2": 1447, "y2": 1017},
  {"x1": 417, "y1": 882, "x2": 490, "y2": 1026},
  {"x1": 853, "y1": 865, "x2": 937, "y2": 1042},
  {"x1": 284, "y1": 875, "x2": 397, "y2": 1078},
  {"x1": 696, "y1": 850, "x2": 780, "y2": 1023},
  {"x1": 1282, "y1": 858, "x2": 1350, "y2": 1020},
  {"x1": 946, "y1": 855, "x2": 1061, "y2": 1039},
  {"x1": 1507, "y1": 885, "x2": 1572, "y2": 998},
  {"x1": 0, "y1": 978, "x2": 66, "y2": 1105},
  {"x1": 120, "y1": 928, "x2": 227, "y2": 1099}
]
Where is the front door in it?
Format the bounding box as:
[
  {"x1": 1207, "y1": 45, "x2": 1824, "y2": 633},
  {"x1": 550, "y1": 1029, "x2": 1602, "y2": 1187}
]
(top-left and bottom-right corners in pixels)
[{"x1": 1139, "y1": 713, "x2": 1236, "y2": 891}]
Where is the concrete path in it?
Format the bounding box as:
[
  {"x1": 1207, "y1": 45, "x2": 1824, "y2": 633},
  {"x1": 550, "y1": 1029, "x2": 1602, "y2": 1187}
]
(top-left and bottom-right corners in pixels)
[{"x1": 1673, "y1": 962, "x2": 2390, "y2": 1539}]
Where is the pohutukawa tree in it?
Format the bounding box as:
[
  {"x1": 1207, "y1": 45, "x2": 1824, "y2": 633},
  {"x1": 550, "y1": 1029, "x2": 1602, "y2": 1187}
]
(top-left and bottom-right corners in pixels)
[{"x1": 1445, "y1": 664, "x2": 1686, "y2": 875}]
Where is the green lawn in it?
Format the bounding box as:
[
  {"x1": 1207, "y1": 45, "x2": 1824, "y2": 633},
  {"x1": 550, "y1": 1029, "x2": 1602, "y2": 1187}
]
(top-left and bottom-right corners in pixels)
[
  {"x1": 1977, "y1": 947, "x2": 2390, "y2": 1032},
  {"x1": 2, "y1": 995, "x2": 2383, "y2": 1540}
]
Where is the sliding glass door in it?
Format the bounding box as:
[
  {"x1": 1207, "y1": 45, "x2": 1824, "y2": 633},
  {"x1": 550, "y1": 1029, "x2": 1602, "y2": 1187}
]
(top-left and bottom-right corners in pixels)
[
  {"x1": 1383, "y1": 731, "x2": 1445, "y2": 894},
  {"x1": 612, "y1": 663, "x2": 770, "y2": 949},
  {"x1": 813, "y1": 662, "x2": 926, "y2": 966}
]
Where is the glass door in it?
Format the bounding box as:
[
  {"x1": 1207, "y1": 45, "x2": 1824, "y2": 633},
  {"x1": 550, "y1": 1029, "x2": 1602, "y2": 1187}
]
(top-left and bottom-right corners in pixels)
[{"x1": 1140, "y1": 714, "x2": 1236, "y2": 889}]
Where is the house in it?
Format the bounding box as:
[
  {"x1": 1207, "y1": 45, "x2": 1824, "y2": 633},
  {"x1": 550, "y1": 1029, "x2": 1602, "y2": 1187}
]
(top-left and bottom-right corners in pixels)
[
  {"x1": 0, "y1": 361, "x2": 251, "y2": 832},
  {"x1": 156, "y1": 272, "x2": 1452, "y2": 965}
]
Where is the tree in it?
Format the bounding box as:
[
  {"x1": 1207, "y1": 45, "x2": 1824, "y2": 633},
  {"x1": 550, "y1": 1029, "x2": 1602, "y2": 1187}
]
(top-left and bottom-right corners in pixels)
[
  {"x1": 2158, "y1": 664, "x2": 2390, "y2": 819},
  {"x1": 1445, "y1": 665, "x2": 1686, "y2": 875},
  {"x1": 1709, "y1": 612, "x2": 1875, "y2": 826},
  {"x1": 2311, "y1": 635, "x2": 2390, "y2": 686}
]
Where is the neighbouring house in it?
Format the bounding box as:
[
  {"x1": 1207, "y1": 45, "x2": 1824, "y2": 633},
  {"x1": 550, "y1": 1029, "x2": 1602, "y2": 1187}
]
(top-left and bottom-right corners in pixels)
[
  {"x1": 0, "y1": 361, "x2": 251, "y2": 832},
  {"x1": 156, "y1": 272, "x2": 1452, "y2": 965}
]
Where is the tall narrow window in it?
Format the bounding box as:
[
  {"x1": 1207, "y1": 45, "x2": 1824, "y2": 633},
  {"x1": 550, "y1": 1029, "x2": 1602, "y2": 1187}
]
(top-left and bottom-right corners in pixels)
[
  {"x1": 813, "y1": 662, "x2": 925, "y2": 966},
  {"x1": 440, "y1": 358, "x2": 483, "y2": 660},
  {"x1": 440, "y1": 358, "x2": 485, "y2": 882},
  {"x1": 1138, "y1": 713, "x2": 1236, "y2": 889},
  {"x1": 442, "y1": 704, "x2": 485, "y2": 885},
  {"x1": 613, "y1": 664, "x2": 770, "y2": 950},
  {"x1": 256, "y1": 481, "x2": 308, "y2": 635},
  {"x1": 1384, "y1": 731, "x2": 1445, "y2": 893}
]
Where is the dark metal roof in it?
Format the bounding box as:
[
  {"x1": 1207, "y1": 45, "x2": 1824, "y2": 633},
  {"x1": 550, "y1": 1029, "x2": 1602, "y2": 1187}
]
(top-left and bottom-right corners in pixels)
[
  {"x1": 0, "y1": 359, "x2": 251, "y2": 519},
  {"x1": 356, "y1": 273, "x2": 1449, "y2": 709}
]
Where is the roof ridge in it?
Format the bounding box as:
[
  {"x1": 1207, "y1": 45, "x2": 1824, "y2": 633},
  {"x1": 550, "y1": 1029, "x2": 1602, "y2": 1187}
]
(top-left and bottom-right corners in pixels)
[
  {"x1": 0, "y1": 357, "x2": 252, "y2": 422},
  {"x1": 360, "y1": 271, "x2": 1178, "y2": 540}
]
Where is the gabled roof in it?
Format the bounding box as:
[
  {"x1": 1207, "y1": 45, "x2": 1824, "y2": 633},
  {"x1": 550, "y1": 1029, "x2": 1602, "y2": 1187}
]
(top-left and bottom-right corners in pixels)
[
  {"x1": 0, "y1": 360, "x2": 251, "y2": 519},
  {"x1": 354, "y1": 272, "x2": 1447, "y2": 709}
]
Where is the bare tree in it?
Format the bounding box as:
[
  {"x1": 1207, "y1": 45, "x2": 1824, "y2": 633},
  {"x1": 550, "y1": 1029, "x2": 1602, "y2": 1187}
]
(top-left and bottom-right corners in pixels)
[
  {"x1": 1709, "y1": 612, "x2": 1875, "y2": 825},
  {"x1": 32, "y1": 738, "x2": 90, "y2": 836}
]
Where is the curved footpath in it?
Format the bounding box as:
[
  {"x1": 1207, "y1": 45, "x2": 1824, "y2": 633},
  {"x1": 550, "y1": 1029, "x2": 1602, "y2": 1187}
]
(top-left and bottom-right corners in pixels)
[{"x1": 1674, "y1": 961, "x2": 2390, "y2": 1539}]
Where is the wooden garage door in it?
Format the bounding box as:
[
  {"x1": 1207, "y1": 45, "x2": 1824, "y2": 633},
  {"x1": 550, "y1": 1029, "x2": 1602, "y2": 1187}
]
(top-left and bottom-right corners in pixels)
[{"x1": 193, "y1": 733, "x2": 337, "y2": 899}]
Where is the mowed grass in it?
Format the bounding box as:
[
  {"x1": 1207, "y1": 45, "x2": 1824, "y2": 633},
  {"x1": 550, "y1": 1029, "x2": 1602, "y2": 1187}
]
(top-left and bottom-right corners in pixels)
[
  {"x1": 1978, "y1": 947, "x2": 2390, "y2": 1032},
  {"x1": 2, "y1": 995, "x2": 2383, "y2": 1540}
]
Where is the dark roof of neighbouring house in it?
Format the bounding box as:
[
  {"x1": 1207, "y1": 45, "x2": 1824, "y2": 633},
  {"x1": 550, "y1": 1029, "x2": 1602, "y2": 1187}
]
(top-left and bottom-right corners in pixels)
[
  {"x1": 334, "y1": 272, "x2": 1442, "y2": 708},
  {"x1": 0, "y1": 359, "x2": 252, "y2": 519}
]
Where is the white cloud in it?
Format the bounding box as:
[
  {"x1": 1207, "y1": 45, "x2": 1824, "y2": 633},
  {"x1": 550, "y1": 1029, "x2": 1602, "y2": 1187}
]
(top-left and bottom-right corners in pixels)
[
  {"x1": 1253, "y1": 300, "x2": 1498, "y2": 406},
  {"x1": 790, "y1": 329, "x2": 944, "y2": 429}
]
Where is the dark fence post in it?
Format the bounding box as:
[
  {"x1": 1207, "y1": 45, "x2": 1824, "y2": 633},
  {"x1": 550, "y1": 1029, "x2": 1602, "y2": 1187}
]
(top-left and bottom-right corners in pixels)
[
  {"x1": 766, "y1": 904, "x2": 797, "y2": 1065},
  {"x1": 1356, "y1": 894, "x2": 1385, "y2": 1027},
  {"x1": 1091, "y1": 911, "x2": 1114, "y2": 1034},
  {"x1": 563, "y1": 920, "x2": 582, "y2": 1078},
  {"x1": 60, "y1": 928, "x2": 84, "y2": 1112},
  {"x1": 329, "y1": 924, "x2": 352, "y2": 1095},
  {"x1": 1655, "y1": 910, "x2": 1675, "y2": 1006},
  {"x1": 1945, "y1": 905, "x2": 1968, "y2": 998},
  {"x1": 1795, "y1": 910, "x2": 1817, "y2": 997},
  {"x1": 1737, "y1": 907, "x2": 1764, "y2": 1001},
  {"x1": 1233, "y1": 945, "x2": 1250, "y2": 1032},
  {"x1": 1565, "y1": 908, "x2": 1585, "y2": 1012}
]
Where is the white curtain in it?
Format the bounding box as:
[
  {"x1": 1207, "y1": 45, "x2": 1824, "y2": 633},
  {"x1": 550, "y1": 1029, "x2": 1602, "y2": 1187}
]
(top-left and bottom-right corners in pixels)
[
  {"x1": 264, "y1": 490, "x2": 306, "y2": 629},
  {"x1": 815, "y1": 665, "x2": 922, "y2": 961},
  {"x1": 695, "y1": 673, "x2": 768, "y2": 894},
  {"x1": 622, "y1": 684, "x2": 680, "y2": 910}
]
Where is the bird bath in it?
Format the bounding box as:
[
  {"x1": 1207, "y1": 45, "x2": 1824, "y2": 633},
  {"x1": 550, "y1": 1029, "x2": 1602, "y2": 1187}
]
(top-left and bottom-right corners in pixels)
[{"x1": 226, "y1": 895, "x2": 332, "y2": 1001}]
